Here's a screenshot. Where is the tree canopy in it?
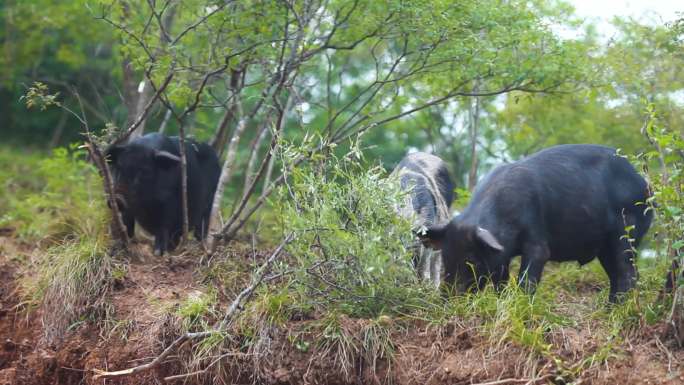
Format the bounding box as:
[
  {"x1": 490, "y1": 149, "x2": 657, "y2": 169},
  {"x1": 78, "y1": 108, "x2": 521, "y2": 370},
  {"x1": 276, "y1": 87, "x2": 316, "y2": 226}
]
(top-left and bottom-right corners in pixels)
[{"x1": 2, "y1": 1, "x2": 683, "y2": 191}]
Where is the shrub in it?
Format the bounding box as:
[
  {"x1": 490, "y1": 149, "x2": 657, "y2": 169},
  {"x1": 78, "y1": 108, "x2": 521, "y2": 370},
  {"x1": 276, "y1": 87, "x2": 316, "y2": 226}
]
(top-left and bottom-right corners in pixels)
[
  {"x1": 272, "y1": 140, "x2": 424, "y2": 319},
  {"x1": 636, "y1": 103, "x2": 684, "y2": 344}
]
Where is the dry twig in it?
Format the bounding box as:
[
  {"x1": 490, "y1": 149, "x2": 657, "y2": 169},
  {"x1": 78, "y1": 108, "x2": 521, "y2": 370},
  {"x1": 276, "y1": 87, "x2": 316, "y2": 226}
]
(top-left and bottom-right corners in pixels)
[{"x1": 470, "y1": 373, "x2": 555, "y2": 385}]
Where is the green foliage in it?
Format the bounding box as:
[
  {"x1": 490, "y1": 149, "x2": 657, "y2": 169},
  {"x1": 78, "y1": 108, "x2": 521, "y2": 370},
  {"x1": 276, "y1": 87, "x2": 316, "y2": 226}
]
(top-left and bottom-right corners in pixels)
[
  {"x1": 636, "y1": 103, "x2": 684, "y2": 282},
  {"x1": 4, "y1": 0, "x2": 599, "y2": 177},
  {"x1": 497, "y1": 91, "x2": 649, "y2": 157},
  {"x1": 495, "y1": 18, "x2": 683, "y2": 160},
  {"x1": 22, "y1": 82, "x2": 61, "y2": 111},
  {"x1": 2, "y1": 0, "x2": 121, "y2": 145},
  {"x1": 0, "y1": 148, "x2": 44, "y2": 216},
  {"x1": 0, "y1": 144, "x2": 106, "y2": 241},
  {"x1": 273, "y1": 140, "x2": 422, "y2": 318},
  {"x1": 3, "y1": 1, "x2": 684, "y2": 378},
  {"x1": 452, "y1": 187, "x2": 472, "y2": 211}
]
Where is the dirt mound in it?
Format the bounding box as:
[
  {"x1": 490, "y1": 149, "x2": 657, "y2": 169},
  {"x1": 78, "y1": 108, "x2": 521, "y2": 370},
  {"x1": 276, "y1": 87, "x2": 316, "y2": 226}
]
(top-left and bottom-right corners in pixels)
[
  {"x1": 1, "y1": 234, "x2": 683, "y2": 385},
  {"x1": 0, "y1": 237, "x2": 183, "y2": 385}
]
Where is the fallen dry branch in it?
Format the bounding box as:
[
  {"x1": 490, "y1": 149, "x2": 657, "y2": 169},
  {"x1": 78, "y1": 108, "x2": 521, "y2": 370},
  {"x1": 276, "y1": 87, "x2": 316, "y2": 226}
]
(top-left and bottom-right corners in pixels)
[
  {"x1": 217, "y1": 233, "x2": 293, "y2": 328},
  {"x1": 92, "y1": 331, "x2": 212, "y2": 380},
  {"x1": 90, "y1": 234, "x2": 293, "y2": 381},
  {"x1": 471, "y1": 374, "x2": 555, "y2": 385}
]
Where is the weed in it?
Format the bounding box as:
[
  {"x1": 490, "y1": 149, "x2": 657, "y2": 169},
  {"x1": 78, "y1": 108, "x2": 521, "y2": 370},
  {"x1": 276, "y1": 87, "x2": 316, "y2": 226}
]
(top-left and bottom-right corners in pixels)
[
  {"x1": 21, "y1": 235, "x2": 112, "y2": 345},
  {"x1": 177, "y1": 289, "x2": 218, "y2": 330},
  {"x1": 315, "y1": 311, "x2": 360, "y2": 377},
  {"x1": 361, "y1": 318, "x2": 396, "y2": 379}
]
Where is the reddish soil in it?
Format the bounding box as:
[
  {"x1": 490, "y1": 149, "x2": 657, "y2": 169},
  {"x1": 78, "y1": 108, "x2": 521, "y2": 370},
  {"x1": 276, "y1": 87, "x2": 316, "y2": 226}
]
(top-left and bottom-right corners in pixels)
[{"x1": 1, "y1": 233, "x2": 683, "y2": 385}]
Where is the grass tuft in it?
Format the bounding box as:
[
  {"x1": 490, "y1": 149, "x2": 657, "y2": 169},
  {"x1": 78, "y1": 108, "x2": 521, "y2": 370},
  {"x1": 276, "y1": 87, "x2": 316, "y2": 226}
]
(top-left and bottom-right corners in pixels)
[{"x1": 22, "y1": 235, "x2": 112, "y2": 345}]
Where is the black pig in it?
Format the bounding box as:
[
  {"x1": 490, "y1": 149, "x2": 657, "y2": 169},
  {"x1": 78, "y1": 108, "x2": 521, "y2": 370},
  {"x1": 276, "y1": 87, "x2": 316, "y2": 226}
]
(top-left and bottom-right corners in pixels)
[
  {"x1": 106, "y1": 133, "x2": 221, "y2": 256},
  {"x1": 421, "y1": 144, "x2": 652, "y2": 302}
]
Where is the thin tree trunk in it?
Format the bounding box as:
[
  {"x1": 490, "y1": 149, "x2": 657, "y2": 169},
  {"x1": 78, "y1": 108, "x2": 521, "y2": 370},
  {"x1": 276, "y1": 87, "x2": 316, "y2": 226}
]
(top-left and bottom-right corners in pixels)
[
  {"x1": 206, "y1": 99, "x2": 247, "y2": 252},
  {"x1": 72, "y1": 91, "x2": 130, "y2": 248},
  {"x1": 242, "y1": 94, "x2": 292, "y2": 207},
  {"x1": 86, "y1": 140, "x2": 130, "y2": 248},
  {"x1": 158, "y1": 108, "x2": 172, "y2": 134},
  {"x1": 121, "y1": 1, "x2": 176, "y2": 140},
  {"x1": 261, "y1": 151, "x2": 276, "y2": 198},
  {"x1": 120, "y1": 2, "x2": 144, "y2": 135},
  {"x1": 243, "y1": 118, "x2": 272, "y2": 188},
  {"x1": 467, "y1": 95, "x2": 481, "y2": 191},
  {"x1": 130, "y1": 79, "x2": 152, "y2": 139},
  {"x1": 210, "y1": 70, "x2": 241, "y2": 156},
  {"x1": 178, "y1": 123, "x2": 190, "y2": 242},
  {"x1": 671, "y1": 283, "x2": 684, "y2": 347},
  {"x1": 122, "y1": 57, "x2": 140, "y2": 130},
  {"x1": 210, "y1": 107, "x2": 235, "y2": 158},
  {"x1": 220, "y1": 95, "x2": 291, "y2": 242}
]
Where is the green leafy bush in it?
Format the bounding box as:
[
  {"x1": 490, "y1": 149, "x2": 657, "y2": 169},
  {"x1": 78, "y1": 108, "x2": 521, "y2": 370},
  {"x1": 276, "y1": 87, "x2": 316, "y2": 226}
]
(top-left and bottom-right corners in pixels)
[
  {"x1": 0, "y1": 144, "x2": 106, "y2": 242},
  {"x1": 637, "y1": 104, "x2": 684, "y2": 259},
  {"x1": 635, "y1": 103, "x2": 684, "y2": 343},
  {"x1": 273, "y1": 141, "x2": 423, "y2": 318}
]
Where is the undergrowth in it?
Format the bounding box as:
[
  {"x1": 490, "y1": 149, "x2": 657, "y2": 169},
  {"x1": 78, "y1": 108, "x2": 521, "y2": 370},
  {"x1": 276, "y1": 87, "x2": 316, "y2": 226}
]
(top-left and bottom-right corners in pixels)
[
  {"x1": 27, "y1": 235, "x2": 113, "y2": 345},
  {"x1": 0, "y1": 138, "x2": 679, "y2": 382},
  {"x1": 179, "y1": 141, "x2": 676, "y2": 382},
  {"x1": 1, "y1": 145, "x2": 114, "y2": 345},
  {"x1": 272, "y1": 139, "x2": 421, "y2": 318},
  {"x1": 1, "y1": 144, "x2": 105, "y2": 242}
]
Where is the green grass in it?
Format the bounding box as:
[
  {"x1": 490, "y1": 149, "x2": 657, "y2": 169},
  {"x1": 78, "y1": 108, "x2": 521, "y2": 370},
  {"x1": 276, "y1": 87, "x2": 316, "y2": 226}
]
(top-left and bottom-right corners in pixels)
[
  {"x1": 21, "y1": 235, "x2": 113, "y2": 344},
  {"x1": 177, "y1": 289, "x2": 219, "y2": 330}
]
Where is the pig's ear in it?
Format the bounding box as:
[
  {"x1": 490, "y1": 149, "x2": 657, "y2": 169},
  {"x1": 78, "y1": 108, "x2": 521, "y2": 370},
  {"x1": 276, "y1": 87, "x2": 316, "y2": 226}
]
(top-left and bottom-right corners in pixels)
[
  {"x1": 418, "y1": 223, "x2": 449, "y2": 250},
  {"x1": 105, "y1": 145, "x2": 125, "y2": 164},
  {"x1": 476, "y1": 227, "x2": 504, "y2": 251},
  {"x1": 154, "y1": 150, "x2": 181, "y2": 168}
]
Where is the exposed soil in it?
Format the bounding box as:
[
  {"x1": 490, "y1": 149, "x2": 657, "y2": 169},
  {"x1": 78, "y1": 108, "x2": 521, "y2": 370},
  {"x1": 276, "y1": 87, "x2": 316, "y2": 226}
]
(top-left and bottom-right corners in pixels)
[{"x1": 1, "y1": 233, "x2": 683, "y2": 385}]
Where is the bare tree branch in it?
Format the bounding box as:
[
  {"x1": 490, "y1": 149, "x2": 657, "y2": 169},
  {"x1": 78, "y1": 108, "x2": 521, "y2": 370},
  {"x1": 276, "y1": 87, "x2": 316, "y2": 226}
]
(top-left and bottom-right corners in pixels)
[
  {"x1": 171, "y1": 1, "x2": 232, "y2": 45},
  {"x1": 206, "y1": 89, "x2": 247, "y2": 252},
  {"x1": 115, "y1": 70, "x2": 175, "y2": 144},
  {"x1": 219, "y1": 92, "x2": 292, "y2": 242}
]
